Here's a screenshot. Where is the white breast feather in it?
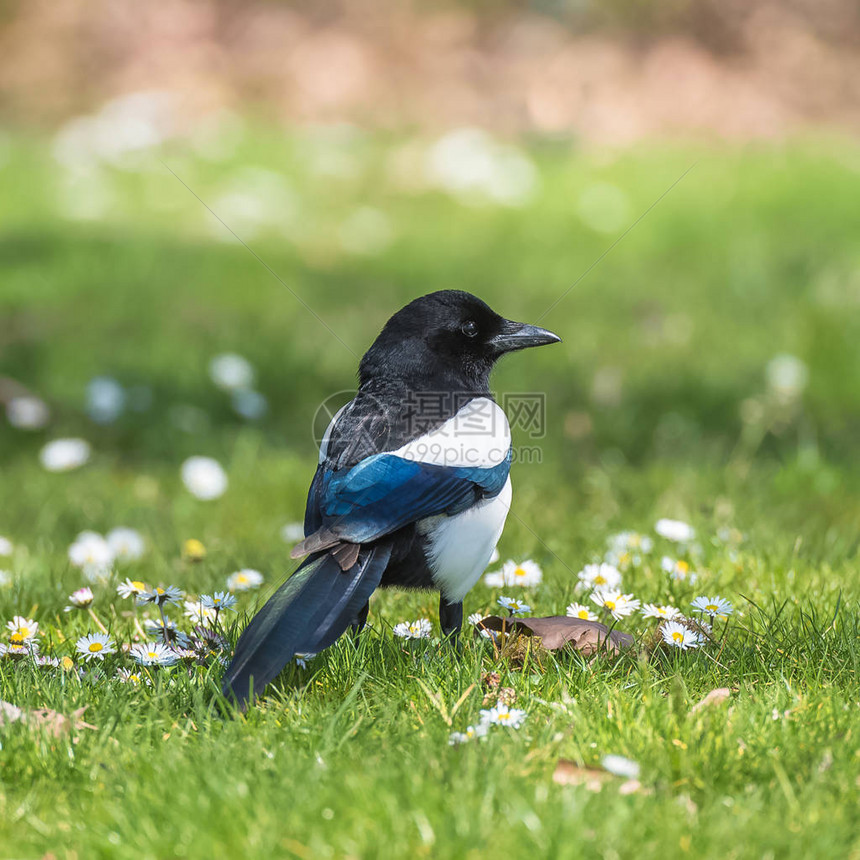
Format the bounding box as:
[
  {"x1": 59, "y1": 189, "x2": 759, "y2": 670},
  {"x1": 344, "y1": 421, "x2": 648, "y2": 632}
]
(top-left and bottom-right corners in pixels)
[
  {"x1": 393, "y1": 397, "x2": 510, "y2": 468},
  {"x1": 421, "y1": 476, "x2": 512, "y2": 602}
]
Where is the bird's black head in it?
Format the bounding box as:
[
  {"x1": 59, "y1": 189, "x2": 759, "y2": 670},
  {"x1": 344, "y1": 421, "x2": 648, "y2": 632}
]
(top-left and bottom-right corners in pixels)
[{"x1": 359, "y1": 290, "x2": 560, "y2": 393}]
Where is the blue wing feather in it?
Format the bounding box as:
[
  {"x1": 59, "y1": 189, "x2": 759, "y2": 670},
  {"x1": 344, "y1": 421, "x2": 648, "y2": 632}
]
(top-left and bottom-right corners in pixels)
[{"x1": 316, "y1": 449, "x2": 511, "y2": 544}]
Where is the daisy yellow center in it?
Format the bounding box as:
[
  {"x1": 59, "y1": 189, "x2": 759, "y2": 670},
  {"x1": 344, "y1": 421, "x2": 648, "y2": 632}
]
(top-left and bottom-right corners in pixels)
[
  {"x1": 577, "y1": 610, "x2": 589, "y2": 618},
  {"x1": 594, "y1": 575, "x2": 607, "y2": 585},
  {"x1": 147, "y1": 651, "x2": 158, "y2": 658},
  {"x1": 677, "y1": 561, "x2": 689, "y2": 574},
  {"x1": 497, "y1": 713, "x2": 510, "y2": 721},
  {"x1": 619, "y1": 553, "x2": 631, "y2": 565},
  {"x1": 88, "y1": 642, "x2": 103, "y2": 653},
  {"x1": 605, "y1": 600, "x2": 616, "y2": 610},
  {"x1": 10, "y1": 632, "x2": 25, "y2": 644},
  {"x1": 706, "y1": 604, "x2": 718, "y2": 612},
  {"x1": 514, "y1": 568, "x2": 526, "y2": 577},
  {"x1": 672, "y1": 631, "x2": 684, "y2": 643},
  {"x1": 131, "y1": 581, "x2": 145, "y2": 591},
  {"x1": 236, "y1": 575, "x2": 248, "y2": 584},
  {"x1": 155, "y1": 587, "x2": 165, "y2": 595}
]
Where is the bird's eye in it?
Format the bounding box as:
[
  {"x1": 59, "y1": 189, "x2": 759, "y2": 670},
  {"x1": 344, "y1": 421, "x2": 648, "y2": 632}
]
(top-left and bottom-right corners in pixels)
[{"x1": 461, "y1": 320, "x2": 479, "y2": 338}]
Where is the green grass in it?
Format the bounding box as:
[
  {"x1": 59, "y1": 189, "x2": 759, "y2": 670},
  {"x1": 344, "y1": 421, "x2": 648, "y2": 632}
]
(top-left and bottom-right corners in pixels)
[{"x1": 1, "y1": 126, "x2": 860, "y2": 859}]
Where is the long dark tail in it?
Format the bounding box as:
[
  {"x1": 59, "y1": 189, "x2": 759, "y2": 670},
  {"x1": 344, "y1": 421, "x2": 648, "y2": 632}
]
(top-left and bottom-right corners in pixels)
[{"x1": 222, "y1": 541, "x2": 392, "y2": 705}]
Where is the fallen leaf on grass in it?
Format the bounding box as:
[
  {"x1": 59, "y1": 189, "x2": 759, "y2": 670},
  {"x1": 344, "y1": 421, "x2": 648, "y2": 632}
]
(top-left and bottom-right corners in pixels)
[
  {"x1": 553, "y1": 760, "x2": 613, "y2": 791},
  {"x1": 553, "y1": 759, "x2": 652, "y2": 795},
  {"x1": 0, "y1": 700, "x2": 97, "y2": 737},
  {"x1": 690, "y1": 688, "x2": 732, "y2": 712},
  {"x1": 474, "y1": 616, "x2": 635, "y2": 655}
]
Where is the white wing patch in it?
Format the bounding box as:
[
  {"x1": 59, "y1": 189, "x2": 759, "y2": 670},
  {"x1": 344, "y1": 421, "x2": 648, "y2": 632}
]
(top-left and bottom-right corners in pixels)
[
  {"x1": 420, "y1": 476, "x2": 512, "y2": 602},
  {"x1": 393, "y1": 397, "x2": 510, "y2": 468},
  {"x1": 318, "y1": 404, "x2": 348, "y2": 464}
]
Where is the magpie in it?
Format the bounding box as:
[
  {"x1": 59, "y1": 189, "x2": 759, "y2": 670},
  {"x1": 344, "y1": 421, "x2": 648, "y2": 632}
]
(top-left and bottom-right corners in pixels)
[{"x1": 222, "y1": 290, "x2": 560, "y2": 704}]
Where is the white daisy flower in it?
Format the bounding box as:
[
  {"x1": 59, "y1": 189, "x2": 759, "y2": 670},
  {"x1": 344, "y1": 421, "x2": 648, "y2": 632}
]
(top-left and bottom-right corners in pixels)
[
  {"x1": 642, "y1": 603, "x2": 681, "y2": 620},
  {"x1": 86, "y1": 376, "x2": 126, "y2": 424},
  {"x1": 607, "y1": 531, "x2": 654, "y2": 555},
  {"x1": 1, "y1": 640, "x2": 39, "y2": 658},
  {"x1": 497, "y1": 596, "x2": 531, "y2": 615},
  {"x1": 484, "y1": 559, "x2": 542, "y2": 588},
  {"x1": 766, "y1": 354, "x2": 808, "y2": 400},
  {"x1": 577, "y1": 562, "x2": 622, "y2": 590},
  {"x1": 143, "y1": 620, "x2": 190, "y2": 649},
  {"x1": 181, "y1": 456, "x2": 228, "y2": 500},
  {"x1": 39, "y1": 438, "x2": 91, "y2": 472},
  {"x1": 106, "y1": 527, "x2": 146, "y2": 562},
  {"x1": 691, "y1": 596, "x2": 733, "y2": 618},
  {"x1": 590, "y1": 590, "x2": 640, "y2": 620},
  {"x1": 280, "y1": 522, "x2": 305, "y2": 543},
  {"x1": 201, "y1": 591, "x2": 237, "y2": 612},
  {"x1": 116, "y1": 667, "x2": 151, "y2": 686},
  {"x1": 655, "y1": 518, "x2": 695, "y2": 543},
  {"x1": 68, "y1": 532, "x2": 114, "y2": 579},
  {"x1": 392, "y1": 618, "x2": 433, "y2": 639},
  {"x1": 467, "y1": 612, "x2": 485, "y2": 626},
  {"x1": 209, "y1": 353, "x2": 255, "y2": 391},
  {"x1": 6, "y1": 616, "x2": 38, "y2": 641},
  {"x1": 601, "y1": 754, "x2": 640, "y2": 779},
  {"x1": 138, "y1": 585, "x2": 184, "y2": 607},
  {"x1": 116, "y1": 578, "x2": 148, "y2": 599},
  {"x1": 131, "y1": 642, "x2": 179, "y2": 666},
  {"x1": 226, "y1": 569, "x2": 263, "y2": 591},
  {"x1": 231, "y1": 388, "x2": 268, "y2": 421},
  {"x1": 479, "y1": 703, "x2": 527, "y2": 729},
  {"x1": 449, "y1": 723, "x2": 490, "y2": 744},
  {"x1": 566, "y1": 602, "x2": 598, "y2": 621},
  {"x1": 661, "y1": 556, "x2": 697, "y2": 582},
  {"x1": 0, "y1": 536, "x2": 12, "y2": 556},
  {"x1": 6, "y1": 395, "x2": 50, "y2": 430},
  {"x1": 295, "y1": 652, "x2": 316, "y2": 669},
  {"x1": 65, "y1": 586, "x2": 94, "y2": 611},
  {"x1": 76, "y1": 632, "x2": 115, "y2": 661},
  {"x1": 183, "y1": 600, "x2": 217, "y2": 624},
  {"x1": 661, "y1": 621, "x2": 702, "y2": 650}
]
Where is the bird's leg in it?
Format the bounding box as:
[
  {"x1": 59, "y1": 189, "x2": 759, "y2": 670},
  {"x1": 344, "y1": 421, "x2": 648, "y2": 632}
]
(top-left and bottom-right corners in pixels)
[
  {"x1": 439, "y1": 595, "x2": 463, "y2": 644},
  {"x1": 350, "y1": 601, "x2": 370, "y2": 639}
]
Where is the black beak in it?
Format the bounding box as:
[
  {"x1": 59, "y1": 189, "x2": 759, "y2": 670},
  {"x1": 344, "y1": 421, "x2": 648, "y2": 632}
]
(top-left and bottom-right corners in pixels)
[{"x1": 490, "y1": 320, "x2": 561, "y2": 354}]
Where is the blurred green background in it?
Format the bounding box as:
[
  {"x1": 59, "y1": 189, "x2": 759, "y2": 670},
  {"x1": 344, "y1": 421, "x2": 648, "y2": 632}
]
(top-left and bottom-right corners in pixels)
[{"x1": 1, "y1": 0, "x2": 860, "y2": 568}]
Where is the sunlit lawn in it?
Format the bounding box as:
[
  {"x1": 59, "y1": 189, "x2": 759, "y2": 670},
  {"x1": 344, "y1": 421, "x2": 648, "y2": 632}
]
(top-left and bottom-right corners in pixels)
[{"x1": 1, "y1": 124, "x2": 859, "y2": 858}]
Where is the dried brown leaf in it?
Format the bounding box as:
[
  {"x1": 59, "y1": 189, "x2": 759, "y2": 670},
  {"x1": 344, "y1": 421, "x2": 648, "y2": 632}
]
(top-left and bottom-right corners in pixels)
[
  {"x1": 690, "y1": 687, "x2": 732, "y2": 713},
  {"x1": 552, "y1": 760, "x2": 611, "y2": 792},
  {"x1": 0, "y1": 701, "x2": 97, "y2": 737},
  {"x1": 475, "y1": 616, "x2": 635, "y2": 655}
]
